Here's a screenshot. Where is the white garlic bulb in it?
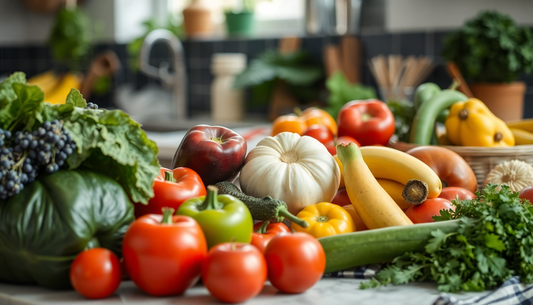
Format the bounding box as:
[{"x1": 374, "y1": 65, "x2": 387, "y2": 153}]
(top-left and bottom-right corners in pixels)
[{"x1": 484, "y1": 160, "x2": 533, "y2": 192}]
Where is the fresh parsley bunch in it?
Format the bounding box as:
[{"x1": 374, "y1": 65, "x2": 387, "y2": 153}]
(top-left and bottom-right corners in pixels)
[{"x1": 362, "y1": 184, "x2": 533, "y2": 292}]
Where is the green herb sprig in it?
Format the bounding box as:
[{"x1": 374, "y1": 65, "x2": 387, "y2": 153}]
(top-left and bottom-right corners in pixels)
[{"x1": 361, "y1": 184, "x2": 533, "y2": 292}]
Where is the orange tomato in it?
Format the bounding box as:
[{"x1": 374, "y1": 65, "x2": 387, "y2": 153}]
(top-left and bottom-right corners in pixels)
[
  {"x1": 301, "y1": 107, "x2": 338, "y2": 136},
  {"x1": 271, "y1": 114, "x2": 307, "y2": 136}
]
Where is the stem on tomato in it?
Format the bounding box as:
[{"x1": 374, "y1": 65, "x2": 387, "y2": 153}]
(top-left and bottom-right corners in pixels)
[
  {"x1": 161, "y1": 207, "x2": 175, "y2": 224},
  {"x1": 257, "y1": 221, "x2": 270, "y2": 234},
  {"x1": 164, "y1": 171, "x2": 176, "y2": 182},
  {"x1": 199, "y1": 186, "x2": 222, "y2": 211},
  {"x1": 279, "y1": 208, "x2": 309, "y2": 228}
]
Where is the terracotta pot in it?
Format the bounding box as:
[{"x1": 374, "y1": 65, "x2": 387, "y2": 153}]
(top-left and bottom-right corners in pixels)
[
  {"x1": 182, "y1": 0, "x2": 213, "y2": 37},
  {"x1": 469, "y1": 82, "x2": 526, "y2": 122}
]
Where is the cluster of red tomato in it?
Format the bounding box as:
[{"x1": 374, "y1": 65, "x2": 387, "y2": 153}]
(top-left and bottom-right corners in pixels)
[
  {"x1": 272, "y1": 100, "x2": 396, "y2": 156},
  {"x1": 69, "y1": 217, "x2": 325, "y2": 303}
]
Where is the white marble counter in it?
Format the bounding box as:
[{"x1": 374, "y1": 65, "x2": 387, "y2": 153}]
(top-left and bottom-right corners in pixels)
[{"x1": 0, "y1": 278, "x2": 489, "y2": 305}]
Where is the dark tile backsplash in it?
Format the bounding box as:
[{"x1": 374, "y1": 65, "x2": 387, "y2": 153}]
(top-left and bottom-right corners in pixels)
[{"x1": 1, "y1": 30, "x2": 532, "y2": 118}]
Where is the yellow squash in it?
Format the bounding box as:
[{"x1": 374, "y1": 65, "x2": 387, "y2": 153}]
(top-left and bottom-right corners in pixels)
[
  {"x1": 337, "y1": 143, "x2": 413, "y2": 230},
  {"x1": 291, "y1": 202, "x2": 355, "y2": 238},
  {"x1": 445, "y1": 98, "x2": 514, "y2": 147}
]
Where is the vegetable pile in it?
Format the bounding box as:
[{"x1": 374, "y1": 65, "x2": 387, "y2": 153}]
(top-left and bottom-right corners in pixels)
[
  {"x1": 361, "y1": 184, "x2": 533, "y2": 292},
  {"x1": 0, "y1": 72, "x2": 160, "y2": 289}
]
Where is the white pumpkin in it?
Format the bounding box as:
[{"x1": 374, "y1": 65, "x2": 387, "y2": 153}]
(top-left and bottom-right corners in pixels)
[{"x1": 239, "y1": 132, "x2": 341, "y2": 215}]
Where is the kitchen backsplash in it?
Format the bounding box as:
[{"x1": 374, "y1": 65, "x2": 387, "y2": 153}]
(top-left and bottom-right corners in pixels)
[{"x1": 1, "y1": 30, "x2": 532, "y2": 118}]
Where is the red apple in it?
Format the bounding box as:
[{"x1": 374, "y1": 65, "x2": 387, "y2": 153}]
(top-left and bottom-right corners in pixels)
[{"x1": 171, "y1": 125, "x2": 247, "y2": 186}]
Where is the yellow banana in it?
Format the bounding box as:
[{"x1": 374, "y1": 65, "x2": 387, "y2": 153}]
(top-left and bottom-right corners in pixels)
[
  {"x1": 510, "y1": 128, "x2": 533, "y2": 145},
  {"x1": 360, "y1": 146, "x2": 442, "y2": 198},
  {"x1": 44, "y1": 72, "x2": 82, "y2": 105},
  {"x1": 27, "y1": 70, "x2": 60, "y2": 95},
  {"x1": 376, "y1": 179, "x2": 411, "y2": 211},
  {"x1": 507, "y1": 119, "x2": 533, "y2": 134},
  {"x1": 337, "y1": 143, "x2": 413, "y2": 230}
]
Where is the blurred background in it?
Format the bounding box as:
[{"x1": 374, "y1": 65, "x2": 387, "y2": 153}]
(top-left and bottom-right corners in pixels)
[{"x1": 1, "y1": 0, "x2": 532, "y2": 131}]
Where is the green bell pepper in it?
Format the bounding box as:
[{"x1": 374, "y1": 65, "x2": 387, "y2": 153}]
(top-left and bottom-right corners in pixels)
[
  {"x1": 0, "y1": 170, "x2": 135, "y2": 290},
  {"x1": 177, "y1": 185, "x2": 253, "y2": 248}
]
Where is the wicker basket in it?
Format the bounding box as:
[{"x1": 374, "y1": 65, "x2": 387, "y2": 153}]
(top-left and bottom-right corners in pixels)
[{"x1": 388, "y1": 140, "x2": 533, "y2": 191}]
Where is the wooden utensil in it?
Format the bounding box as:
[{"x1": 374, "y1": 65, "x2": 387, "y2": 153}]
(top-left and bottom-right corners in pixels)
[
  {"x1": 323, "y1": 45, "x2": 342, "y2": 78},
  {"x1": 79, "y1": 50, "x2": 121, "y2": 99},
  {"x1": 268, "y1": 37, "x2": 302, "y2": 121},
  {"x1": 445, "y1": 61, "x2": 474, "y2": 98},
  {"x1": 341, "y1": 36, "x2": 361, "y2": 84}
]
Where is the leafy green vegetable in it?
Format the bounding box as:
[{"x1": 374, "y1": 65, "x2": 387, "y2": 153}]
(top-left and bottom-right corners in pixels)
[
  {"x1": 48, "y1": 8, "x2": 93, "y2": 71},
  {"x1": 324, "y1": 71, "x2": 377, "y2": 119},
  {"x1": 0, "y1": 73, "x2": 160, "y2": 204},
  {"x1": 361, "y1": 184, "x2": 533, "y2": 292},
  {"x1": 442, "y1": 10, "x2": 533, "y2": 83},
  {"x1": 233, "y1": 49, "x2": 323, "y2": 105},
  {"x1": 387, "y1": 100, "x2": 415, "y2": 143}
]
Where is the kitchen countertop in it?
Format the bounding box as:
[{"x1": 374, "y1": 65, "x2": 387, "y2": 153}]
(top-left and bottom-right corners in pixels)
[{"x1": 0, "y1": 278, "x2": 488, "y2": 305}]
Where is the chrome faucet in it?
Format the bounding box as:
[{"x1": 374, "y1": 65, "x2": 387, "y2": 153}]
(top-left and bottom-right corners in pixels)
[{"x1": 139, "y1": 29, "x2": 188, "y2": 120}]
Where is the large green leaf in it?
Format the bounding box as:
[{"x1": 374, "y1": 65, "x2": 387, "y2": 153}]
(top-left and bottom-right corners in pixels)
[{"x1": 233, "y1": 49, "x2": 323, "y2": 88}]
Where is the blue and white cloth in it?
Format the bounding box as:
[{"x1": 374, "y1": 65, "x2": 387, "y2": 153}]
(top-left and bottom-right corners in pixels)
[{"x1": 434, "y1": 276, "x2": 533, "y2": 305}]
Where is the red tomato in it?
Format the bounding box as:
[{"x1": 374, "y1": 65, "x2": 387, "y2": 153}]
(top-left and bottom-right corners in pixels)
[
  {"x1": 332, "y1": 188, "x2": 351, "y2": 206},
  {"x1": 337, "y1": 99, "x2": 395, "y2": 146},
  {"x1": 134, "y1": 167, "x2": 206, "y2": 218},
  {"x1": 404, "y1": 198, "x2": 454, "y2": 224},
  {"x1": 251, "y1": 221, "x2": 291, "y2": 253},
  {"x1": 264, "y1": 232, "x2": 325, "y2": 294},
  {"x1": 519, "y1": 186, "x2": 533, "y2": 204},
  {"x1": 439, "y1": 187, "x2": 476, "y2": 202},
  {"x1": 325, "y1": 136, "x2": 360, "y2": 155},
  {"x1": 122, "y1": 208, "x2": 207, "y2": 296},
  {"x1": 202, "y1": 242, "x2": 267, "y2": 303},
  {"x1": 70, "y1": 248, "x2": 122, "y2": 299},
  {"x1": 303, "y1": 124, "x2": 335, "y2": 144}
]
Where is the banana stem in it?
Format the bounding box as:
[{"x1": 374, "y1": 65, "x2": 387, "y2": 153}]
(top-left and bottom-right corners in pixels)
[{"x1": 402, "y1": 179, "x2": 429, "y2": 205}]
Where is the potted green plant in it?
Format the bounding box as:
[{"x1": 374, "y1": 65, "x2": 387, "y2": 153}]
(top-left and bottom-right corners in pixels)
[
  {"x1": 225, "y1": 0, "x2": 262, "y2": 37},
  {"x1": 441, "y1": 10, "x2": 533, "y2": 121}
]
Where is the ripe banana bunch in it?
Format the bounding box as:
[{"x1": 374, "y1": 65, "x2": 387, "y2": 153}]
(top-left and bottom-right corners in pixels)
[
  {"x1": 28, "y1": 70, "x2": 81, "y2": 105},
  {"x1": 360, "y1": 146, "x2": 442, "y2": 208},
  {"x1": 506, "y1": 119, "x2": 533, "y2": 145}
]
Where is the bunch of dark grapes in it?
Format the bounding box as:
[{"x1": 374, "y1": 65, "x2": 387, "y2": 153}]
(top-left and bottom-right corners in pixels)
[
  {"x1": 0, "y1": 120, "x2": 76, "y2": 200},
  {"x1": 85, "y1": 102, "x2": 99, "y2": 109}
]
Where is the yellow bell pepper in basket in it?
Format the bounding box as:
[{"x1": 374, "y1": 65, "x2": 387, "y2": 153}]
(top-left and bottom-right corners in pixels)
[{"x1": 445, "y1": 98, "x2": 515, "y2": 147}]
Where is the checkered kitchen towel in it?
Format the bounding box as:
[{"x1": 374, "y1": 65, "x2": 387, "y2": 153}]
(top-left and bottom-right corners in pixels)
[
  {"x1": 322, "y1": 264, "x2": 382, "y2": 279},
  {"x1": 434, "y1": 276, "x2": 533, "y2": 305}
]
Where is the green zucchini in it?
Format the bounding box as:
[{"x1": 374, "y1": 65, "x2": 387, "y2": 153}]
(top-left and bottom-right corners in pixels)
[
  {"x1": 318, "y1": 220, "x2": 461, "y2": 273},
  {"x1": 413, "y1": 82, "x2": 440, "y2": 111},
  {"x1": 409, "y1": 90, "x2": 467, "y2": 145},
  {"x1": 215, "y1": 181, "x2": 309, "y2": 228}
]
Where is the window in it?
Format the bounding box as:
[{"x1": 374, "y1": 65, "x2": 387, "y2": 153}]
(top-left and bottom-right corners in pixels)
[{"x1": 167, "y1": 0, "x2": 305, "y2": 38}]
